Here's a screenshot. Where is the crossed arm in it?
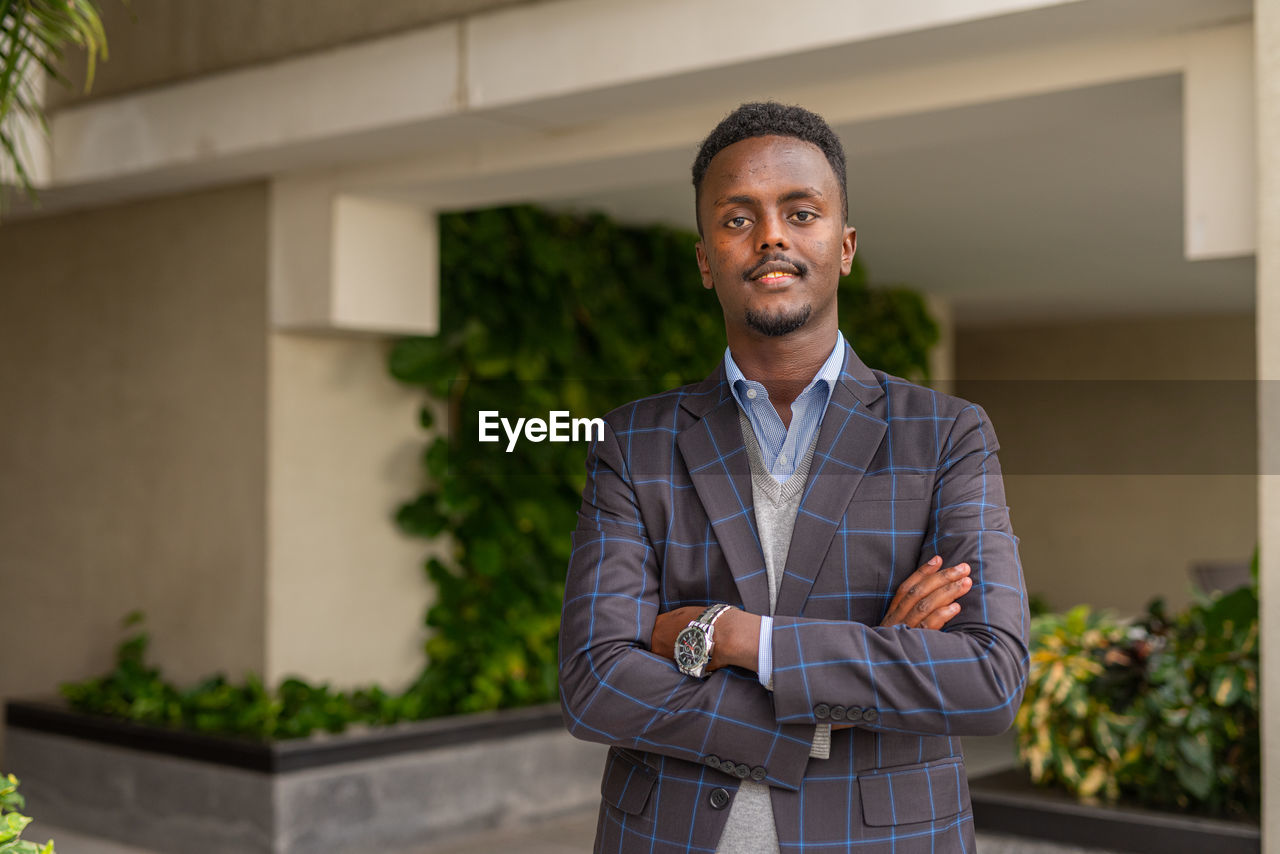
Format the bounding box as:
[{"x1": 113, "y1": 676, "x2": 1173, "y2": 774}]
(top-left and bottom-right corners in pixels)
[
  {"x1": 559, "y1": 403, "x2": 1029, "y2": 790},
  {"x1": 650, "y1": 555, "x2": 974, "y2": 674}
]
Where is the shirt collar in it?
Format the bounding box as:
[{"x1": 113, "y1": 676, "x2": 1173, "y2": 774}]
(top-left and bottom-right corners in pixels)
[{"x1": 724, "y1": 330, "x2": 846, "y2": 410}]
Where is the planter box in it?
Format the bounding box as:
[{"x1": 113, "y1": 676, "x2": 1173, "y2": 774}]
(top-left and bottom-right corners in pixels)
[
  {"x1": 3, "y1": 699, "x2": 605, "y2": 854},
  {"x1": 970, "y1": 768, "x2": 1260, "y2": 854}
]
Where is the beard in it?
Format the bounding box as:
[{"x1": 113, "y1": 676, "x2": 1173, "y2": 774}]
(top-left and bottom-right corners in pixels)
[{"x1": 745, "y1": 303, "x2": 812, "y2": 337}]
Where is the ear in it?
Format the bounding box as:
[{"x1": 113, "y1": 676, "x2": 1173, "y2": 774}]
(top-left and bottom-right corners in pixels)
[
  {"x1": 840, "y1": 225, "x2": 857, "y2": 276},
  {"x1": 695, "y1": 241, "x2": 714, "y2": 290}
]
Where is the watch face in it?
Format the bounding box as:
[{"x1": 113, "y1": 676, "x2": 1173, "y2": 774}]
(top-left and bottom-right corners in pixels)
[{"x1": 675, "y1": 625, "x2": 709, "y2": 671}]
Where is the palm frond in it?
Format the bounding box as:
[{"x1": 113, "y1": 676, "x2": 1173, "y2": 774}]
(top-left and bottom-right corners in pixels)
[{"x1": 0, "y1": 0, "x2": 109, "y2": 207}]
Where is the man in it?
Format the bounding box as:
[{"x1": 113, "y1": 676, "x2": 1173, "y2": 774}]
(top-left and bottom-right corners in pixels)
[{"x1": 559, "y1": 102, "x2": 1029, "y2": 853}]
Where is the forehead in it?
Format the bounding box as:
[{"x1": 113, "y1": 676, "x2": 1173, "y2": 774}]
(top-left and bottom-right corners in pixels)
[{"x1": 702, "y1": 135, "x2": 838, "y2": 202}]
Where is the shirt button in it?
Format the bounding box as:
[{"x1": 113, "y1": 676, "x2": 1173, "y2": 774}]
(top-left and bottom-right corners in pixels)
[
  {"x1": 777, "y1": 454, "x2": 788, "y2": 466},
  {"x1": 746, "y1": 388, "x2": 757, "y2": 399}
]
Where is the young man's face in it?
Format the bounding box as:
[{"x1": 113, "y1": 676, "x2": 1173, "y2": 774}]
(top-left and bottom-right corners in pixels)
[{"x1": 695, "y1": 134, "x2": 856, "y2": 342}]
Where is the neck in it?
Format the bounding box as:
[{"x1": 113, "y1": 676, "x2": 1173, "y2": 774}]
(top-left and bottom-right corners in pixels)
[{"x1": 726, "y1": 321, "x2": 839, "y2": 409}]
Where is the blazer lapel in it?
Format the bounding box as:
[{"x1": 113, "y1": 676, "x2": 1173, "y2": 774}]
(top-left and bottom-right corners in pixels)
[
  {"x1": 774, "y1": 343, "x2": 887, "y2": 616},
  {"x1": 676, "y1": 366, "x2": 771, "y2": 615}
]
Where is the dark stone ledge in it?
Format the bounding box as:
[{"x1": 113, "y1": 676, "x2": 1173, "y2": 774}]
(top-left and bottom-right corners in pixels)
[
  {"x1": 970, "y1": 768, "x2": 1260, "y2": 854},
  {"x1": 4, "y1": 698, "x2": 566, "y2": 775}
]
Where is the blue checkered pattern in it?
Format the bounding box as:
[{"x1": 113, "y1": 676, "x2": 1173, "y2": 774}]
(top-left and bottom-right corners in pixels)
[{"x1": 559, "y1": 341, "x2": 1029, "y2": 853}]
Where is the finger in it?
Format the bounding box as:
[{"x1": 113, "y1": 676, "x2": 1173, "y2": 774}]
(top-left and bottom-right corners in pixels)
[
  {"x1": 921, "y1": 602, "x2": 962, "y2": 630},
  {"x1": 887, "y1": 562, "x2": 969, "y2": 627},
  {"x1": 913, "y1": 576, "x2": 973, "y2": 628},
  {"x1": 885, "y1": 556, "x2": 943, "y2": 617},
  {"x1": 915, "y1": 572, "x2": 971, "y2": 615}
]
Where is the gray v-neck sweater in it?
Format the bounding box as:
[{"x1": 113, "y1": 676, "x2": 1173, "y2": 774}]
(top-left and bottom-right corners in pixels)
[{"x1": 715, "y1": 411, "x2": 828, "y2": 854}]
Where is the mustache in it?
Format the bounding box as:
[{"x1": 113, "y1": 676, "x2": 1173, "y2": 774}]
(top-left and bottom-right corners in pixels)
[{"x1": 742, "y1": 254, "x2": 808, "y2": 282}]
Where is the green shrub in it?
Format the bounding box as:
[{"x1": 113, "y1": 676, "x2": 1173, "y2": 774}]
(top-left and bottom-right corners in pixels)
[
  {"x1": 1016, "y1": 559, "x2": 1259, "y2": 820},
  {"x1": 62, "y1": 613, "x2": 412, "y2": 739},
  {"x1": 0, "y1": 775, "x2": 55, "y2": 854}
]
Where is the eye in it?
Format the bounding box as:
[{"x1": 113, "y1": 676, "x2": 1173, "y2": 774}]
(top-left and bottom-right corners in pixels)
[
  {"x1": 791, "y1": 210, "x2": 817, "y2": 222},
  {"x1": 726, "y1": 216, "x2": 750, "y2": 228}
]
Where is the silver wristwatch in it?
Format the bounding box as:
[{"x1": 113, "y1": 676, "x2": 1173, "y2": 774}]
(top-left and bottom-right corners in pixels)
[{"x1": 674, "y1": 604, "x2": 732, "y2": 678}]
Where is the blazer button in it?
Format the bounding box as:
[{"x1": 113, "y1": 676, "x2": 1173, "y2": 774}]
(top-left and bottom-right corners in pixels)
[
  {"x1": 830, "y1": 705, "x2": 847, "y2": 721},
  {"x1": 814, "y1": 703, "x2": 831, "y2": 720},
  {"x1": 750, "y1": 766, "x2": 767, "y2": 782},
  {"x1": 709, "y1": 787, "x2": 731, "y2": 810},
  {"x1": 704, "y1": 755, "x2": 722, "y2": 770},
  {"x1": 847, "y1": 706, "x2": 863, "y2": 721},
  {"x1": 862, "y1": 707, "x2": 879, "y2": 723}
]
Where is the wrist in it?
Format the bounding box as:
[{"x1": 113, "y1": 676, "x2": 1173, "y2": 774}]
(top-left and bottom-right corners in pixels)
[{"x1": 710, "y1": 608, "x2": 761, "y2": 671}]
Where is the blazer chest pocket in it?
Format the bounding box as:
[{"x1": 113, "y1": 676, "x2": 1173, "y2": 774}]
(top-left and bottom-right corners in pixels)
[
  {"x1": 858, "y1": 756, "x2": 970, "y2": 827},
  {"x1": 601, "y1": 746, "x2": 658, "y2": 817},
  {"x1": 851, "y1": 474, "x2": 932, "y2": 503}
]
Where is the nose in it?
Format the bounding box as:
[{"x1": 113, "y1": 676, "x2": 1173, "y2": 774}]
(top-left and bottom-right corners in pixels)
[{"x1": 757, "y1": 211, "x2": 789, "y2": 251}]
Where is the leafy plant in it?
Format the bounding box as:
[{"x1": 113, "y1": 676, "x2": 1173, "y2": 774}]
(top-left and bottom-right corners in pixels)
[
  {"x1": 1016, "y1": 556, "x2": 1260, "y2": 820},
  {"x1": 389, "y1": 204, "x2": 938, "y2": 716},
  {"x1": 0, "y1": 774, "x2": 55, "y2": 854},
  {"x1": 0, "y1": 0, "x2": 110, "y2": 204},
  {"x1": 62, "y1": 613, "x2": 413, "y2": 739}
]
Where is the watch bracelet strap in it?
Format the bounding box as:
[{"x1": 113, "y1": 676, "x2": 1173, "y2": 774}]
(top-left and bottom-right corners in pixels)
[{"x1": 698, "y1": 603, "x2": 732, "y2": 628}]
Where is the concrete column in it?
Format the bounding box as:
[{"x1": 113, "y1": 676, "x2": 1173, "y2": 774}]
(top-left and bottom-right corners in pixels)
[
  {"x1": 264, "y1": 332, "x2": 438, "y2": 689},
  {"x1": 1256, "y1": 2, "x2": 1280, "y2": 849}
]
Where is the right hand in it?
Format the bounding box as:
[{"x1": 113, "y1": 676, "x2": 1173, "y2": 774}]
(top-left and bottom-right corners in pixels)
[
  {"x1": 828, "y1": 556, "x2": 973, "y2": 730},
  {"x1": 879, "y1": 555, "x2": 971, "y2": 630}
]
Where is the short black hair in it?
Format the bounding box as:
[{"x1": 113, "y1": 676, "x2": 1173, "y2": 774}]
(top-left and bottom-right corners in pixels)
[{"x1": 691, "y1": 102, "x2": 848, "y2": 230}]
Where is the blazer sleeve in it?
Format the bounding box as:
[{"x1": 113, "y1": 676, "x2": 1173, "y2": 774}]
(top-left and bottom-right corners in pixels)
[
  {"x1": 559, "y1": 418, "x2": 816, "y2": 790},
  {"x1": 769, "y1": 402, "x2": 1030, "y2": 736}
]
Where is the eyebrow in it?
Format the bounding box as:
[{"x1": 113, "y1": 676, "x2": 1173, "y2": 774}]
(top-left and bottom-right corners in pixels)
[{"x1": 714, "y1": 187, "x2": 825, "y2": 207}]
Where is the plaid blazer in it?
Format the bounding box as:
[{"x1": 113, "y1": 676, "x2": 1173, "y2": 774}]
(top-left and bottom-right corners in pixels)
[{"x1": 559, "y1": 342, "x2": 1029, "y2": 853}]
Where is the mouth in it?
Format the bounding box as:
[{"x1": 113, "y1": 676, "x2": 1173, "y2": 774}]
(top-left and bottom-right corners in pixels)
[
  {"x1": 751, "y1": 269, "x2": 799, "y2": 289},
  {"x1": 746, "y1": 258, "x2": 804, "y2": 285},
  {"x1": 757, "y1": 270, "x2": 794, "y2": 282}
]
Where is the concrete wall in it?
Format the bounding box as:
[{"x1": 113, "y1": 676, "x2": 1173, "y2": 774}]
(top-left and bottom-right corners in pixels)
[
  {"x1": 0, "y1": 184, "x2": 271, "y2": 719},
  {"x1": 956, "y1": 313, "x2": 1258, "y2": 616},
  {"x1": 48, "y1": 0, "x2": 540, "y2": 108}
]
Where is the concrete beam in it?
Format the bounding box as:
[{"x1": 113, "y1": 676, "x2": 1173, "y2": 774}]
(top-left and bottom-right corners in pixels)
[
  {"x1": 271, "y1": 176, "x2": 438, "y2": 335},
  {"x1": 1185, "y1": 24, "x2": 1257, "y2": 260},
  {"x1": 18, "y1": 0, "x2": 1211, "y2": 217}
]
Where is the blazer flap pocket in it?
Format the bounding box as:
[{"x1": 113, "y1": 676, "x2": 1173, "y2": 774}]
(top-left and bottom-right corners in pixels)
[
  {"x1": 858, "y1": 756, "x2": 969, "y2": 827},
  {"x1": 851, "y1": 474, "x2": 931, "y2": 502},
  {"x1": 601, "y1": 747, "x2": 658, "y2": 816}
]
